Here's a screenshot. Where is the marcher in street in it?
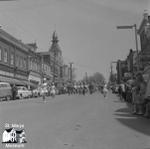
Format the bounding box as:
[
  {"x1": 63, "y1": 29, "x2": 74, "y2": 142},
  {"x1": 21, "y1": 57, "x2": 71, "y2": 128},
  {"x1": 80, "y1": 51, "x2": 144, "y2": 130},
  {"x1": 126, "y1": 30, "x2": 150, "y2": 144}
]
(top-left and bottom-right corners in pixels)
[
  {"x1": 89, "y1": 83, "x2": 93, "y2": 94},
  {"x1": 103, "y1": 84, "x2": 108, "y2": 98},
  {"x1": 51, "y1": 83, "x2": 56, "y2": 98},
  {"x1": 42, "y1": 86, "x2": 46, "y2": 102}
]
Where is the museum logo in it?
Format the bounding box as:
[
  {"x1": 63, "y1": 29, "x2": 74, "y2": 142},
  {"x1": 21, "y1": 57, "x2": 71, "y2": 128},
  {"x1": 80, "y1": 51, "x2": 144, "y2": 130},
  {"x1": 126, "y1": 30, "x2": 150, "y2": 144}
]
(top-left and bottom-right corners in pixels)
[{"x1": 2, "y1": 123, "x2": 26, "y2": 148}]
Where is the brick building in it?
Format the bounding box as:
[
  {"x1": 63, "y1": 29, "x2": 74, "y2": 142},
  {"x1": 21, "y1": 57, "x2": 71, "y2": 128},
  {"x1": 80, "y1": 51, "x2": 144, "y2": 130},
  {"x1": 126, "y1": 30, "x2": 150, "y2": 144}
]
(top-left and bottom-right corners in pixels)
[
  {"x1": 0, "y1": 28, "x2": 29, "y2": 85},
  {"x1": 138, "y1": 11, "x2": 150, "y2": 71},
  {"x1": 0, "y1": 28, "x2": 72, "y2": 87},
  {"x1": 38, "y1": 31, "x2": 64, "y2": 86},
  {"x1": 27, "y1": 43, "x2": 42, "y2": 86}
]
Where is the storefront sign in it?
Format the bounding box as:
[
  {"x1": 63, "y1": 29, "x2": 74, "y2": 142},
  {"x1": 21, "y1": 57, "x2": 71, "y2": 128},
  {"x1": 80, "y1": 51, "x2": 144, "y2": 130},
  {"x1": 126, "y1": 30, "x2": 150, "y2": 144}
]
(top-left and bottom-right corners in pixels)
[{"x1": 28, "y1": 75, "x2": 41, "y2": 84}]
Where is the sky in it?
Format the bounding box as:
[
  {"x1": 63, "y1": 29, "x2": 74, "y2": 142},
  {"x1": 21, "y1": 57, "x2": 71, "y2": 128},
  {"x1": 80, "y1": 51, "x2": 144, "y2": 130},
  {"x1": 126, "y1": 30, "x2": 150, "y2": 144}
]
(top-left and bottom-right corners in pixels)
[{"x1": 0, "y1": 0, "x2": 149, "y2": 81}]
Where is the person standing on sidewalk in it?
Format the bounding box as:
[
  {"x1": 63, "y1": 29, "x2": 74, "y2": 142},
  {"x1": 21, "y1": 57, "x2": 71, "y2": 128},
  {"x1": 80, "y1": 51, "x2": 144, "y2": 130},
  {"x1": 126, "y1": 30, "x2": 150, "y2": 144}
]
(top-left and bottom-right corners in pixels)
[
  {"x1": 120, "y1": 82, "x2": 126, "y2": 101},
  {"x1": 12, "y1": 84, "x2": 17, "y2": 100},
  {"x1": 132, "y1": 73, "x2": 146, "y2": 115},
  {"x1": 118, "y1": 84, "x2": 123, "y2": 101}
]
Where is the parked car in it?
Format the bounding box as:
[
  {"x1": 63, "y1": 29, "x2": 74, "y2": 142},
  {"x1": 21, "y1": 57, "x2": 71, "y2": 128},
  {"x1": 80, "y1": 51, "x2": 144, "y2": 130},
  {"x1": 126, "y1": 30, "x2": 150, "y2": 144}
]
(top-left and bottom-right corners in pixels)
[
  {"x1": 16, "y1": 86, "x2": 32, "y2": 99},
  {"x1": 0, "y1": 82, "x2": 12, "y2": 101}
]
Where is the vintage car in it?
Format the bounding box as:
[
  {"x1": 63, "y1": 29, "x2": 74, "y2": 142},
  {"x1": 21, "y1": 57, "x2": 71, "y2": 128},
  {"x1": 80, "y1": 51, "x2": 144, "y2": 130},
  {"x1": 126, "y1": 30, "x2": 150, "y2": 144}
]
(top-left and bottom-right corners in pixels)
[
  {"x1": 16, "y1": 86, "x2": 32, "y2": 99},
  {"x1": 0, "y1": 82, "x2": 12, "y2": 101}
]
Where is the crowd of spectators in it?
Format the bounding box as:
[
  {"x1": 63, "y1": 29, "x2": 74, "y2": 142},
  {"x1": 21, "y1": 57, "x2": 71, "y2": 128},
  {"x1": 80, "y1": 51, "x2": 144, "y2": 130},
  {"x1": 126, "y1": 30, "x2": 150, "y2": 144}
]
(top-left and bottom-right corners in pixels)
[{"x1": 111, "y1": 72, "x2": 150, "y2": 118}]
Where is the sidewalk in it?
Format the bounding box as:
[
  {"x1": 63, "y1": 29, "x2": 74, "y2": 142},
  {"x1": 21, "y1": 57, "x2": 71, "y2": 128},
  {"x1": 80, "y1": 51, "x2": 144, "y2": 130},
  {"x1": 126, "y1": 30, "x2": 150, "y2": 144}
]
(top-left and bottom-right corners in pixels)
[{"x1": 109, "y1": 92, "x2": 150, "y2": 136}]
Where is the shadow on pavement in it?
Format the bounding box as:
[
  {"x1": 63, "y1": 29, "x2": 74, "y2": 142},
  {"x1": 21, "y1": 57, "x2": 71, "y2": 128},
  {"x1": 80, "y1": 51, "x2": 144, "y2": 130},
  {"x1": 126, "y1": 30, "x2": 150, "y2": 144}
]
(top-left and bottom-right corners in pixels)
[
  {"x1": 116, "y1": 117, "x2": 150, "y2": 136},
  {"x1": 115, "y1": 107, "x2": 150, "y2": 136},
  {"x1": 113, "y1": 100, "x2": 124, "y2": 103},
  {"x1": 114, "y1": 113, "x2": 137, "y2": 118},
  {"x1": 115, "y1": 107, "x2": 131, "y2": 113}
]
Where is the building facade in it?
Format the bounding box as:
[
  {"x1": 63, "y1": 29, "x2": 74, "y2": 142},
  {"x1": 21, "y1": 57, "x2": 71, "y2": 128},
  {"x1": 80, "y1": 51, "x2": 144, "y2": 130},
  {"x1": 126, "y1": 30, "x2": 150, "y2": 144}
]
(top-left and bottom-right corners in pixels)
[
  {"x1": 0, "y1": 28, "x2": 73, "y2": 87},
  {"x1": 27, "y1": 43, "x2": 42, "y2": 86},
  {"x1": 116, "y1": 60, "x2": 128, "y2": 83},
  {"x1": 38, "y1": 31, "x2": 65, "y2": 86},
  {"x1": 62, "y1": 64, "x2": 70, "y2": 83},
  {"x1": 138, "y1": 11, "x2": 150, "y2": 71},
  {"x1": 49, "y1": 31, "x2": 64, "y2": 84},
  {"x1": 0, "y1": 28, "x2": 29, "y2": 85}
]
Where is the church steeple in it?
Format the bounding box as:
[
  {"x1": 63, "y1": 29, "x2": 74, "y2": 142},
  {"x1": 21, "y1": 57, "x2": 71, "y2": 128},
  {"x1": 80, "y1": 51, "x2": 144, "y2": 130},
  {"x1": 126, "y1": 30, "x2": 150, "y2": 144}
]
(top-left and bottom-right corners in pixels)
[
  {"x1": 51, "y1": 31, "x2": 59, "y2": 44},
  {"x1": 49, "y1": 31, "x2": 61, "y2": 54}
]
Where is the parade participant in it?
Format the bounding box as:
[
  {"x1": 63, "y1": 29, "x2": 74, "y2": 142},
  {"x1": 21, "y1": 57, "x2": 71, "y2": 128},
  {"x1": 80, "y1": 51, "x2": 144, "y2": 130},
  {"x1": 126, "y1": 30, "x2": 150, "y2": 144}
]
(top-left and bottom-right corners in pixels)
[
  {"x1": 67, "y1": 83, "x2": 71, "y2": 95},
  {"x1": 51, "y1": 83, "x2": 56, "y2": 98},
  {"x1": 89, "y1": 83, "x2": 93, "y2": 94},
  {"x1": 103, "y1": 84, "x2": 108, "y2": 98},
  {"x1": 41, "y1": 86, "x2": 46, "y2": 102},
  {"x1": 76, "y1": 82, "x2": 80, "y2": 95},
  {"x1": 79, "y1": 82, "x2": 82, "y2": 95},
  {"x1": 74, "y1": 83, "x2": 78, "y2": 94},
  {"x1": 82, "y1": 82, "x2": 86, "y2": 95}
]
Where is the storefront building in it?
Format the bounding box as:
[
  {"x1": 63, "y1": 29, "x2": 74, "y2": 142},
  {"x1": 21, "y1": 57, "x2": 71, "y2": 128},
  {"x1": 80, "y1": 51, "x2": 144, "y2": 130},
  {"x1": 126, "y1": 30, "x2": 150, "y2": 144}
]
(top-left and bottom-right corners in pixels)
[
  {"x1": 38, "y1": 31, "x2": 65, "y2": 86},
  {"x1": 0, "y1": 28, "x2": 29, "y2": 85},
  {"x1": 138, "y1": 11, "x2": 150, "y2": 71},
  {"x1": 27, "y1": 43, "x2": 42, "y2": 87}
]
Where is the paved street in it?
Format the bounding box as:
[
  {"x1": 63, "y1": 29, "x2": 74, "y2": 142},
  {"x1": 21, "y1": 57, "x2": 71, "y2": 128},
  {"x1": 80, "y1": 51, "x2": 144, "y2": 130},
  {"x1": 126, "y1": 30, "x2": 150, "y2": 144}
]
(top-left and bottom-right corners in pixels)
[{"x1": 0, "y1": 92, "x2": 150, "y2": 149}]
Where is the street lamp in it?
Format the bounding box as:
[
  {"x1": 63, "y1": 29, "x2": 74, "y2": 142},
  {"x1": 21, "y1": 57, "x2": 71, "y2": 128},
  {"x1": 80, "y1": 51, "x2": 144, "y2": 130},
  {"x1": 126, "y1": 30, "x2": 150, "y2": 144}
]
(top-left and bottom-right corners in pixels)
[{"x1": 116, "y1": 24, "x2": 139, "y2": 71}]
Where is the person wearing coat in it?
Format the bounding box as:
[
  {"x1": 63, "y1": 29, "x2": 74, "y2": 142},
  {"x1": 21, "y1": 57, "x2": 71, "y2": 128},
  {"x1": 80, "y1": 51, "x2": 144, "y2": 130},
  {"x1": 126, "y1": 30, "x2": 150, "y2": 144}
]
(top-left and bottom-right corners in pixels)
[{"x1": 132, "y1": 73, "x2": 146, "y2": 115}]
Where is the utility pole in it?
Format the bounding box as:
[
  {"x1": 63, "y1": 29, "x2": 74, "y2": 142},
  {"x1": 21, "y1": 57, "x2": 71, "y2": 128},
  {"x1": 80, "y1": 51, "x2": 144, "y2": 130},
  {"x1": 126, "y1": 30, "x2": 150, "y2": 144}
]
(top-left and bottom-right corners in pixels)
[
  {"x1": 116, "y1": 24, "x2": 139, "y2": 71},
  {"x1": 69, "y1": 62, "x2": 73, "y2": 82}
]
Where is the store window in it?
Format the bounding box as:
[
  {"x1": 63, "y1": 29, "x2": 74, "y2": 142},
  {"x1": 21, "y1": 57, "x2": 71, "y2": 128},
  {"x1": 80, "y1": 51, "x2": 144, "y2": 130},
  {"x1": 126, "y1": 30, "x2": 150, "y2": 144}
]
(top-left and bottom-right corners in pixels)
[
  {"x1": 0, "y1": 48, "x2": 2, "y2": 61},
  {"x1": 24, "y1": 58, "x2": 27, "y2": 69},
  {"x1": 10, "y1": 54, "x2": 14, "y2": 65},
  {"x1": 21, "y1": 57, "x2": 23, "y2": 68},
  {"x1": 16, "y1": 55, "x2": 19, "y2": 67},
  {"x1": 18, "y1": 57, "x2": 21, "y2": 67},
  {"x1": 4, "y1": 50, "x2": 8, "y2": 63}
]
